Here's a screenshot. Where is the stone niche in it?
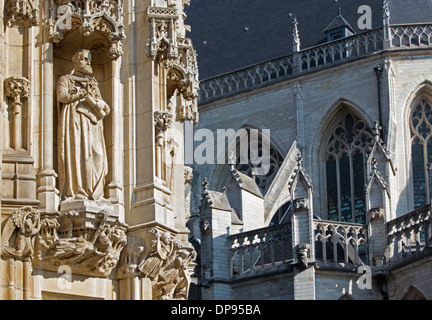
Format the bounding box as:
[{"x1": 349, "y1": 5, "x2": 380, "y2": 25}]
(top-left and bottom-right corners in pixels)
[{"x1": 53, "y1": 29, "x2": 121, "y2": 204}]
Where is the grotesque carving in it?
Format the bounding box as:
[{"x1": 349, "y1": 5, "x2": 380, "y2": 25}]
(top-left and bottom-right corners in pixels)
[
  {"x1": 296, "y1": 243, "x2": 310, "y2": 270},
  {"x1": 1, "y1": 207, "x2": 40, "y2": 261},
  {"x1": 117, "y1": 235, "x2": 147, "y2": 278},
  {"x1": 154, "y1": 111, "x2": 174, "y2": 133},
  {"x1": 34, "y1": 210, "x2": 128, "y2": 278},
  {"x1": 129, "y1": 229, "x2": 197, "y2": 300},
  {"x1": 57, "y1": 49, "x2": 110, "y2": 201},
  {"x1": 184, "y1": 166, "x2": 193, "y2": 185},
  {"x1": 153, "y1": 244, "x2": 196, "y2": 300},
  {"x1": 138, "y1": 230, "x2": 175, "y2": 280}
]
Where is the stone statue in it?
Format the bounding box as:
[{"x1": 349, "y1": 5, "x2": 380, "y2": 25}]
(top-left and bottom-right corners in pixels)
[
  {"x1": 57, "y1": 49, "x2": 110, "y2": 201},
  {"x1": 138, "y1": 230, "x2": 174, "y2": 280}
]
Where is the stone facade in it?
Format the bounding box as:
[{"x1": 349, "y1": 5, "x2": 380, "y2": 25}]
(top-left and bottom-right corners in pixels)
[
  {"x1": 187, "y1": 2, "x2": 432, "y2": 300},
  {"x1": 1, "y1": 0, "x2": 199, "y2": 300}
]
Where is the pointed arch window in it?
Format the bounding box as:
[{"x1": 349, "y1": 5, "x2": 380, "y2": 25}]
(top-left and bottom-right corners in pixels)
[
  {"x1": 410, "y1": 97, "x2": 432, "y2": 209},
  {"x1": 325, "y1": 112, "x2": 373, "y2": 224},
  {"x1": 234, "y1": 134, "x2": 284, "y2": 195}
]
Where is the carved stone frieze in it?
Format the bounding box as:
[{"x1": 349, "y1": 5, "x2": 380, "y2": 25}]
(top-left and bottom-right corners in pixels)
[
  {"x1": 5, "y1": 0, "x2": 39, "y2": 27},
  {"x1": 48, "y1": 0, "x2": 126, "y2": 59}
]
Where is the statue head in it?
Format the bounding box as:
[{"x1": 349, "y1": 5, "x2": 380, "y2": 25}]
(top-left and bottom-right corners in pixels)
[
  {"x1": 161, "y1": 232, "x2": 171, "y2": 245},
  {"x1": 72, "y1": 49, "x2": 93, "y2": 76}
]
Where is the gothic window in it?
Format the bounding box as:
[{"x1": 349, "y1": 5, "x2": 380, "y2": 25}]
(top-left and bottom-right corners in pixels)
[
  {"x1": 325, "y1": 112, "x2": 373, "y2": 224},
  {"x1": 410, "y1": 97, "x2": 432, "y2": 209},
  {"x1": 235, "y1": 139, "x2": 284, "y2": 195}
]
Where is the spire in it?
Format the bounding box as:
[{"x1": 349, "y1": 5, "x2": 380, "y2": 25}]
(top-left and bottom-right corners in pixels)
[{"x1": 291, "y1": 15, "x2": 301, "y2": 52}]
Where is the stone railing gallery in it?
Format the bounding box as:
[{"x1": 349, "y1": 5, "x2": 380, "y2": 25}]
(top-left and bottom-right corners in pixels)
[
  {"x1": 226, "y1": 205, "x2": 432, "y2": 280},
  {"x1": 387, "y1": 205, "x2": 432, "y2": 264},
  {"x1": 199, "y1": 24, "x2": 432, "y2": 103},
  {"x1": 228, "y1": 223, "x2": 292, "y2": 280},
  {"x1": 313, "y1": 219, "x2": 367, "y2": 267}
]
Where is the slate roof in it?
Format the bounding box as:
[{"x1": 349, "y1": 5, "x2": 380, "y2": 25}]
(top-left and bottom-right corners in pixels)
[
  {"x1": 231, "y1": 169, "x2": 263, "y2": 198},
  {"x1": 323, "y1": 12, "x2": 356, "y2": 34},
  {"x1": 185, "y1": 0, "x2": 432, "y2": 81}
]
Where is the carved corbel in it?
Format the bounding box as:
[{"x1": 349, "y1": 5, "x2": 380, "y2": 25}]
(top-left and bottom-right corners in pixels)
[
  {"x1": 5, "y1": 77, "x2": 31, "y2": 150},
  {"x1": 1, "y1": 207, "x2": 40, "y2": 261},
  {"x1": 33, "y1": 207, "x2": 128, "y2": 278},
  {"x1": 133, "y1": 228, "x2": 197, "y2": 300},
  {"x1": 117, "y1": 235, "x2": 147, "y2": 279},
  {"x1": 5, "y1": 76, "x2": 31, "y2": 107},
  {"x1": 294, "y1": 197, "x2": 309, "y2": 210},
  {"x1": 154, "y1": 111, "x2": 174, "y2": 133},
  {"x1": 368, "y1": 207, "x2": 385, "y2": 222}
]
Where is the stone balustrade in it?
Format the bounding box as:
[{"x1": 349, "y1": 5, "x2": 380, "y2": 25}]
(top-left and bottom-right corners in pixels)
[
  {"x1": 228, "y1": 223, "x2": 292, "y2": 280},
  {"x1": 313, "y1": 219, "x2": 367, "y2": 267},
  {"x1": 199, "y1": 24, "x2": 432, "y2": 104},
  {"x1": 387, "y1": 204, "x2": 432, "y2": 263}
]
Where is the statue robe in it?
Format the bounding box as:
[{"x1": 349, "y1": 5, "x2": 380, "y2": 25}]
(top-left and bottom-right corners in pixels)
[{"x1": 57, "y1": 72, "x2": 110, "y2": 201}]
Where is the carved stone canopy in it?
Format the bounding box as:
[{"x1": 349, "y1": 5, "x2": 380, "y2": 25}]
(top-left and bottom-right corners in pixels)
[
  {"x1": 48, "y1": 0, "x2": 126, "y2": 59},
  {"x1": 147, "y1": 6, "x2": 200, "y2": 126}
]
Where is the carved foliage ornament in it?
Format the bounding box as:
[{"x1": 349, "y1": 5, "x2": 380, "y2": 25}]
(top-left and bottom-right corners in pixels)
[
  {"x1": 154, "y1": 111, "x2": 174, "y2": 133},
  {"x1": 5, "y1": 76, "x2": 31, "y2": 106},
  {"x1": 48, "y1": 0, "x2": 125, "y2": 58},
  {"x1": 5, "y1": 0, "x2": 39, "y2": 27}
]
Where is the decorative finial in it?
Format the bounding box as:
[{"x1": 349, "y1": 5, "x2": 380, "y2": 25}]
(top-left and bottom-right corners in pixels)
[
  {"x1": 297, "y1": 154, "x2": 303, "y2": 167},
  {"x1": 228, "y1": 151, "x2": 236, "y2": 171},
  {"x1": 292, "y1": 15, "x2": 301, "y2": 52},
  {"x1": 202, "y1": 178, "x2": 209, "y2": 191},
  {"x1": 371, "y1": 158, "x2": 378, "y2": 172},
  {"x1": 372, "y1": 121, "x2": 382, "y2": 142}
]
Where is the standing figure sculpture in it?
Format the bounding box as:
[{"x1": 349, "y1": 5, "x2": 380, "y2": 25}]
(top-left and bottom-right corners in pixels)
[{"x1": 57, "y1": 49, "x2": 110, "y2": 201}]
